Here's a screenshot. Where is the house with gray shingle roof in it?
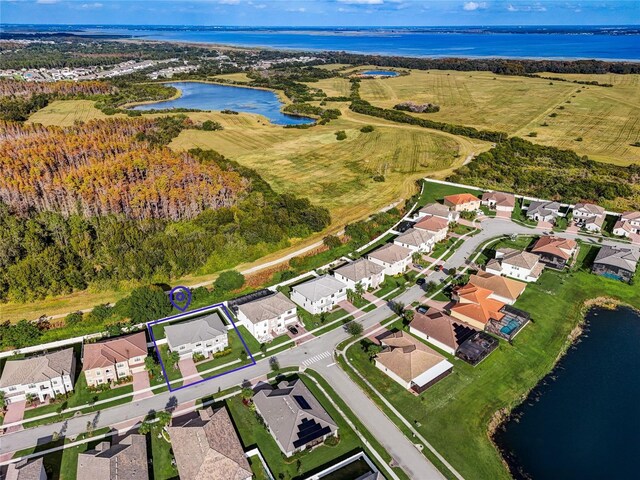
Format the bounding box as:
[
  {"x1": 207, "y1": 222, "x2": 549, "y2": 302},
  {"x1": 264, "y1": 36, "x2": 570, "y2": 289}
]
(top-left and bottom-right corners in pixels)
[
  {"x1": 5, "y1": 458, "x2": 47, "y2": 480},
  {"x1": 592, "y1": 246, "x2": 639, "y2": 283},
  {"x1": 0, "y1": 348, "x2": 75, "y2": 405},
  {"x1": 613, "y1": 211, "x2": 640, "y2": 238},
  {"x1": 526, "y1": 201, "x2": 562, "y2": 224},
  {"x1": 416, "y1": 203, "x2": 459, "y2": 223},
  {"x1": 333, "y1": 258, "x2": 385, "y2": 291},
  {"x1": 485, "y1": 248, "x2": 544, "y2": 283},
  {"x1": 76, "y1": 434, "x2": 148, "y2": 480},
  {"x1": 290, "y1": 275, "x2": 347, "y2": 314},
  {"x1": 253, "y1": 379, "x2": 338, "y2": 457},
  {"x1": 394, "y1": 228, "x2": 435, "y2": 254},
  {"x1": 572, "y1": 203, "x2": 605, "y2": 232},
  {"x1": 367, "y1": 243, "x2": 412, "y2": 276},
  {"x1": 167, "y1": 407, "x2": 252, "y2": 480},
  {"x1": 236, "y1": 292, "x2": 298, "y2": 342},
  {"x1": 165, "y1": 312, "x2": 228, "y2": 360}
]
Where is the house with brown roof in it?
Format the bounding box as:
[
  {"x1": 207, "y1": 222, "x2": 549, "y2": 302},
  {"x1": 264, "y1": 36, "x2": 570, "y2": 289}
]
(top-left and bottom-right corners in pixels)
[
  {"x1": 443, "y1": 193, "x2": 481, "y2": 212},
  {"x1": 367, "y1": 243, "x2": 412, "y2": 276},
  {"x1": 393, "y1": 228, "x2": 435, "y2": 253},
  {"x1": 167, "y1": 407, "x2": 252, "y2": 480},
  {"x1": 450, "y1": 284, "x2": 506, "y2": 330},
  {"x1": 333, "y1": 258, "x2": 386, "y2": 291},
  {"x1": 416, "y1": 203, "x2": 459, "y2": 224},
  {"x1": 481, "y1": 191, "x2": 516, "y2": 213},
  {"x1": 76, "y1": 434, "x2": 148, "y2": 480},
  {"x1": 531, "y1": 235, "x2": 578, "y2": 270},
  {"x1": 485, "y1": 248, "x2": 544, "y2": 283},
  {"x1": 467, "y1": 272, "x2": 526, "y2": 305},
  {"x1": 252, "y1": 378, "x2": 338, "y2": 457},
  {"x1": 572, "y1": 203, "x2": 605, "y2": 232},
  {"x1": 409, "y1": 307, "x2": 477, "y2": 355},
  {"x1": 0, "y1": 348, "x2": 75, "y2": 405},
  {"x1": 613, "y1": 211, "x2": 640, "y2": 238},
  {"x1": 5, "y1": 458, "x2": 47, "y2": 480},
  {"x1": 236, "y1": 292, "x2": 298, "y2": 343},
  {"x1": 374, "y1": 331, "x2": 453, "y2": 393},
  {"x1": 414, "y1": 215, "x2": 449, "y2": 242},
  {"x1": 82, "y1": 332, "x2": 148, "y2": 388}
]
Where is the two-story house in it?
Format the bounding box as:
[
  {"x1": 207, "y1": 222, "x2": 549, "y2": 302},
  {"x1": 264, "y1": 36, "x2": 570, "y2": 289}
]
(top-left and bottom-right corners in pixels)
[
  {"x1": 443, "y1": 193, "x2": 481, "y2": 212},
  {"x1": 613, "y1": 211, "x2": 640, "y2": 238},
  {"x1": 290, "y1": 275, "x2": 347, "y2": 315},
  {"x1": 82, "y1": 332, "x2": 148, "y2": 387},
  {"x1": 367, "y1": 243, "x2": 412, "y2": 276},
  {"x1": 165, "y1": 313, "x2": 229, "y2": 360},
  {"x1": 485, "y1": 248, "x2": 544, "y2": 283},
  {"x1": 394, "y1": 228, "x2": 435, "y2": 254},
  {"x1": 415, "y1": 203, "x2": 459, "y2": 224},
  {"x1": 0, "y1": 348, "x2": 75, "y2": 405},
  {"x1": 531, "y1": 235, "x2": 578, "y2": 270},
  {"x1": 333, "y1": 258, "x2": 385, "y2": 291},
  {"x1": 236, "y1": 292, "x2": 298, "y2": 342},
  {"x1": 572, "y1": 202, "x2": 605, "y2": 232},
  {"x1": 414, "y1": 215, "x2": 449, "y2": 242}
]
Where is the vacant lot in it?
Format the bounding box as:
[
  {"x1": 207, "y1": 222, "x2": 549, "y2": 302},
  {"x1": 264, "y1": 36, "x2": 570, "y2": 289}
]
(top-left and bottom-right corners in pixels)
[{"x1": 357, "y1": 69, "x2": 640, "y2": 165}]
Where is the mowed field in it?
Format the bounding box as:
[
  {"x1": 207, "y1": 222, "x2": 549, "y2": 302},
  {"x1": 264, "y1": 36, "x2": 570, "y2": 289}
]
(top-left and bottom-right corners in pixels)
[
  {"x1": 26, "y1": 99, "x2": 123, "y2": 126},
  {"x1": 357, "y1": 69, "x2": 640, "y2": 164}
]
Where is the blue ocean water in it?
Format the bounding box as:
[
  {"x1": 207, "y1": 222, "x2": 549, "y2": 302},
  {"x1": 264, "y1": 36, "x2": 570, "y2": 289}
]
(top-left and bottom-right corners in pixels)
[
  {"x1": 72, "y1": 26, "x2": 640, "y2": 61},
  {"x1": 132, "y1": 81, "x2": 314, "y2": 125}
]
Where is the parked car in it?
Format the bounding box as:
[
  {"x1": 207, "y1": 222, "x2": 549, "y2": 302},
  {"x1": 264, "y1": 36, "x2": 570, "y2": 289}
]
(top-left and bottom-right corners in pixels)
[
  {"x1": 416, "y1": 306, "x2": 428, "y2": 314},
  {"x1": 288, "y1": 326, "x2": 298, "y2": 335},
  {"x1": 416, "y1": 278, "x2": 426, "y2": 286},
  {"x1": 413, "y1": 263, "x2": 425, "y2": 270}
]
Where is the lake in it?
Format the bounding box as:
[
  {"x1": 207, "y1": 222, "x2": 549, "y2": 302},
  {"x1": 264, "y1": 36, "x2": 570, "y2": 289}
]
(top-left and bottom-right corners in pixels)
[
  {"x1": 361, "y1": 70, "x2": 399, "y2": 77},
  {"x1": 495, "y1": 306, "x2": 640, "y2": 479},
  {"x1": 132, "y1": 82, "x2": 314, "y2": 126}
]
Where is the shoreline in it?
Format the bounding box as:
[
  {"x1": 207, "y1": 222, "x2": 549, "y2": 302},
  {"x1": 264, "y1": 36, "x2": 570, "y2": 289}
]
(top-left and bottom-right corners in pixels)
[{"x1": 489, "y1": 297, "x2": 639, "y2": 478}]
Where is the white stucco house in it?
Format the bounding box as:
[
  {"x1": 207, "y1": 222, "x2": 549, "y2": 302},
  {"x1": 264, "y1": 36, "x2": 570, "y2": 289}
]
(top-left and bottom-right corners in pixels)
[
  {"x1": 0, "y1": 348, "x2": 76, "y2": 405},
  {"x1": 236, "y1": 292, "x2": 298, "y2": 343},
  {"x1": 367, "y1": 243, "x2": 412, "y2": 276},
  {"x1": 333, "y1": 258, "x2": 385, "y2": 291},
  {"x1": 413, "y1": 216, "x2": 449, "y2": 242},
  {"x1": 481, "y1": 191, "x2": 516, "y2": 213},
  {"x1": 394, "y1": 228, "x2": 435, "y2": 253},
  {"x1": 290, "y1": 275, "x2": 347, "y2": 314},
  {"x1": 572, "y1": 203, "x2": 605, "y2": 232},
  {"x1": 526, "y1": 201, "x2": 562, "y2": 224},
  {"x1": 613, "y1": 211, "x2": 640, "y2": 237},
  {"x1": 165, "y1": 312, "x2": 229, "y2": 360},
  {"x1": 485, "y1": 248, "x2": 544, "y2": 283},
  {"x1": 415, "y1": 203, "x2": 459, "y2": 224}
]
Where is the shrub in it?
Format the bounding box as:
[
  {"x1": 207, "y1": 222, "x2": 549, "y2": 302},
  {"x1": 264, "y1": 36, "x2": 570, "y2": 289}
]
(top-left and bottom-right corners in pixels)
[
  {"x1": 214, "y1": 270, "x2": 245, "y2": 292},
  {"x1": 346, "y1": 321, "x2": 363, "y2": 336},
  {"x1": 65, "y1": 311, "x2": 83, "y2": 326},
  {"x1": 360, "y1": 125, "x2": 375, "y2": 133},
  {"x1": 335, "y1": 130, "x2": 347, "y2": 141},
  {"x1": 372, "y1": 175, "x2": 385, "y2": 182},
  {"x1": 528, "y1": 132, "x2": 538, "y2": 137},
  {"x1": 201, "y1": 120, "x2": 223, "y2": 131}
]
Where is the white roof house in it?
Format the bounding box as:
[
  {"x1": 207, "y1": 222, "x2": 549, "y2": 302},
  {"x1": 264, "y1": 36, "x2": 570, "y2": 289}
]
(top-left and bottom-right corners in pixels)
[
  {"x1": 290, "y1": 275, "x2": 347, "y2": 314},
  {"x1": 416, "y1": 203, "x2": 459, "y2": 223},
  {"x1": 394, "y1": 228, "x2": 435, "y2": 253},
  {"x1": 236, "y1": 292, "x2": 298, "y2": 342},
  {"x1": 165, "y1": 313, "x2": 229, "y2": 359},
  {"x1": 333, "y1": 258, "x2": 385, "y2": 291},
  {"x1": 367, "y1": 244, "x2": 412, "y2": 276}
]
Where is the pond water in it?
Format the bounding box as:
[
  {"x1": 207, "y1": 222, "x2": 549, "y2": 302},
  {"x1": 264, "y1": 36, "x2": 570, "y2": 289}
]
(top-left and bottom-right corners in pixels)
[
  {"x1": 132, "y1": 82, "x2": 314, "y2": 125},
  {"x1": 495, "y1": 306, "x2": 640, "y2": 479},
  {"x1": 361, "y1": 70, "x2": 399, "y2": 77}
]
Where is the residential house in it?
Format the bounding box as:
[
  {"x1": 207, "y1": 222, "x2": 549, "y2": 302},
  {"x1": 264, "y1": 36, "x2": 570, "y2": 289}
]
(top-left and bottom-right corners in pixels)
[
  {"x1": 485, "y1": 248, "x2": 544, "y2": 283},
  {"x1": 374, "y1": 331, "x2": 453, "y2": 393},
  {"x1": 613, "y1": 211, "x2": 640, "y2": 238},
  {"x1": 450, "y1": 284, "x2": 506, "y2": 330},
  {"x1": 76, "y1": 434, "x2": 148, "y2": 480},
  {"x1": 82, "y1": 332, "x2": 148, "y2": 388},
  {"x1": 253, "y1": 378, "x2": 338, "y2": 457},
  {"x1": 526, "y1": 201, "x2": 562, "y2": 224},
  {"x1": 367, "y1": 244, "x2": 412, "y2": 276},
  {"x1": 409, "y1": 307, "x2": 477, "y2": 355},
  {"x1": 573, "y1": 203, "x2": 605, "y2": 232},
  {"x1": 303, "y1": 452, "x2": 382, "y2": 480},
  {"x1": 414, "y1": 215, "x2": 449, "y2": 242},
  {"x1": 5, "y1": 458, "x2": 47, "y2": 480},
  {"x1": 467, "y1": 272, "x2": 526, "y2": 305},
  {"x1": 0, "y1": 348, "x2": 75, "y2": 405},
  {"x1": 165, "y1": 312, "x2": 228, "y2": 360},
  {"x1": 592, "y1": 246, "x2": 639, "y2": 283},
  {"x1": 167, "y1": 407, "x2": 252, "y2": 480},
  {"x1": 443, "y1": 193, "x2": 481, "y2": 212},
  {"x1": 333, "y1": 258, "x2": 385, "y2": 291},
  {"x1": 290, "y1": 275, "x2": 347, "y2": 314},
  {"x1": 481, "y1": 191, "x2": 516, "y2": 213},
  {"x1": 393, "y1": 228, "x2": 435, "y2": 253},
  {"x1": 416, "y1": 203, "x2": 459, "y2": 223},
  {"x1": 531, "y1": 235, "x2": 578, "y2": 270},
  {"x1": 236, "y1": 292, "x2": 298, "y2": 342}
]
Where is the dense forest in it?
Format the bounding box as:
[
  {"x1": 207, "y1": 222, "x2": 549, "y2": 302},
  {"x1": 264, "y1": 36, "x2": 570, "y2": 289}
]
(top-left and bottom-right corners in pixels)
[
  {"x1": 448, "y1": 137, "x2": 640, "y2": 208},
  {"x1": 0, "y1": 117, "x2": 246, "y2": 220}
]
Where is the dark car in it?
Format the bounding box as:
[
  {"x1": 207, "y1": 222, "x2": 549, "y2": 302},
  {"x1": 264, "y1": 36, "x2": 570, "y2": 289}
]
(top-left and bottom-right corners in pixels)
[
  {"x1": 287, "y1": 325, "x2": 299, "y2": 335},
  {"x1": 416, "y1": 306, "x2": 428, "y2": 314},
  {"x1": 416, "y1": 278, "x2": 426, "y2": 286}
]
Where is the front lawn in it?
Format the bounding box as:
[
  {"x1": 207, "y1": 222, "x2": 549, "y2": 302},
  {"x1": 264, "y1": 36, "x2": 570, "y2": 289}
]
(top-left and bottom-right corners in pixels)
[
  {"x1": 342, "y1": 267, "x2": 640, "y2": 480},
  {"x1": 196, "y1": 329, "x2": 255, "y2": 374},
  {"x1": 417, "y1": 180, "x2": 483, "y2": 210},
  {"x1": 298, "y1": 308, "x2": 350, "y2": 332}
]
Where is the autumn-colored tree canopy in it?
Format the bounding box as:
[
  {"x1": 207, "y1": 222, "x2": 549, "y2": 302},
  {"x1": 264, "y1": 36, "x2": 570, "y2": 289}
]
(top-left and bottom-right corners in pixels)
[
  {"x1": 0, "y1": 79, "x2": 112, "y2": 98},
  {"x1": 0, "y1": 118, "x2": 247, "y2": 220}
]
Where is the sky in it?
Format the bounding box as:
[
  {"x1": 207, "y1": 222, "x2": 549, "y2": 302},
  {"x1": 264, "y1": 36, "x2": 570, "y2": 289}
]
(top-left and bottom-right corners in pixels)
[{"x1": 1, "y1": 0, "x2": 638, "y2": 27}]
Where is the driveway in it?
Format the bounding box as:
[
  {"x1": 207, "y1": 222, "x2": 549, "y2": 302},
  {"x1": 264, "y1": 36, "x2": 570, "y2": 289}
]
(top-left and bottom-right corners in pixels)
[
  {"x1": 178, "y1": 358, "x2": 202, "y2": 385},
  {"x1": 132, "y1": 371, "x2": 153, "y2": 401},
  {"x1": 3, "y1": 400, "x2": 26, "y2": 434},
  {"x1": 338, "y1": 300, "x2": 364, "y2": 319}
]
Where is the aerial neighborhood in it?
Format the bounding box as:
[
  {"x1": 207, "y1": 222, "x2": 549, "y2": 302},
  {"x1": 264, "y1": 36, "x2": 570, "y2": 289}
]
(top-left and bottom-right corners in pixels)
[{"x1": 1, "y1": 178, "x2": 639, "y2": 480}]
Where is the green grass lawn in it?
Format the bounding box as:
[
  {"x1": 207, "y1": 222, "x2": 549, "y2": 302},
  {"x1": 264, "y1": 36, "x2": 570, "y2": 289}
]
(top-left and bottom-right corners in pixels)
[
  {"x1": 150, "y1": 431, "x2": 178, "y2": 480},
  {"x1": 417, "y1": 180, "x2": 483, "y2": 210},
  {"x1": 343, "y1": 266, "x2": 640, "y2": 480},
  {"x1": 158, "y1": 345, "x2": 182, "y2": 383},
  {"x1": 373, "y1": 275, "x2": 409, "y2": 298},
  {"x1": 298, "y1": 308, "x2": 350, "y2": 332},
  {"x1": 196, "y1": 329, "x2": 254, "y2": 374}
]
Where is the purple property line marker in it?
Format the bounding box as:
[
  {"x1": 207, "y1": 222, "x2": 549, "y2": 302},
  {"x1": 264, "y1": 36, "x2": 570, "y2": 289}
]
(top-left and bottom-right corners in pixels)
[
  {"x1": 146, "y1": 302, "x2": 257, "y2": 393},
  {"x1": 169, "y1": 285, "x2": 192, "y2": 312}
]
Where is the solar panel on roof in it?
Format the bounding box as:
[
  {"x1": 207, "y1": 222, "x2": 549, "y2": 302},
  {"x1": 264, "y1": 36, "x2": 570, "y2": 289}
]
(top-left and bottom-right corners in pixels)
[
  {"x1": 293, "y1": 418, "x2": 332, "y2": 448},
  {"x1": 293, "y1": 395, "x2": 311, "y2": 410}
]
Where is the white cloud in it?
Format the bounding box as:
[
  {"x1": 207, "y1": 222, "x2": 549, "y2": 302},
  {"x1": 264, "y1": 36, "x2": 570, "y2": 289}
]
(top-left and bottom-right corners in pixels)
[
  {"x1": 463, "y1": 2, "x2": 487, "y2": 11},
  {"x1": 36, "y1": 0, "x2": 60, "y2": 4},
  {"x1": 80, "y1": 2, "x2": 103, "y2": 8},
  {"x1": 506, "y1": 3, "x2": 547, "y2": 12},
  {"x1": 218, "y1": 0, "x2": 240, "y2": 5},
  {"x1": 286, "y1": 7, "x2": 307, "y2": 12},
  {"x1": 338, "y1": 0, "x2": 384, "y2": 5}
]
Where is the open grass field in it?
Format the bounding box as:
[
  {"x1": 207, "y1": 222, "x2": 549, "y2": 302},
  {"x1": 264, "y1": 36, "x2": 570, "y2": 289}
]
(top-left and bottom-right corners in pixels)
[
  {"x1": 357, "y1": 69, "x2": 640, "y2": 165},
  {"x1": 26, "y1": 99, "x2": 122, "y2": 126},
  {"x1": 210, "y1": 72, "x2": 252, "y2": 83},
  {"x1": 309, "y1": 77, "x2": 352, "y2": 97},
  {"x1": 343, "y1": 253, "x2": 640, "y2": 480}
]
